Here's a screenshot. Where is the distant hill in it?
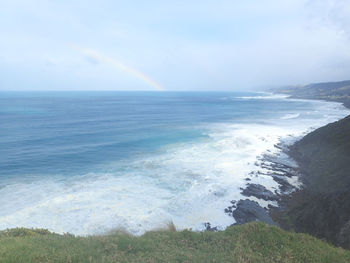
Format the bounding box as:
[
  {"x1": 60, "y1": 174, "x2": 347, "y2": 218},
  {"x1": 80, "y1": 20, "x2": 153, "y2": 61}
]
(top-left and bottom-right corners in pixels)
[{"x1": 271, "y1": 80, "x2": 350, "y2": 108}]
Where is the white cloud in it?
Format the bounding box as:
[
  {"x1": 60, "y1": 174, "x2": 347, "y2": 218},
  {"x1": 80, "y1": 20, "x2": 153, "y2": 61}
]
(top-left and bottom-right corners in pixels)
[
  {"x1": 306, "y1": 0, "x2": 350, "y2": 36},
  {"x1": 0, "y1": 0, "x2": 349, "y2": 91}
]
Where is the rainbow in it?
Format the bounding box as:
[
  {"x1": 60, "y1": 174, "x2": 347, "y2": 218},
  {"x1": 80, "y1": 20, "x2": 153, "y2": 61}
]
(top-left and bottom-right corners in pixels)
[{"x1": 75, "y1": 46, "x2": 164, "y2": 91}]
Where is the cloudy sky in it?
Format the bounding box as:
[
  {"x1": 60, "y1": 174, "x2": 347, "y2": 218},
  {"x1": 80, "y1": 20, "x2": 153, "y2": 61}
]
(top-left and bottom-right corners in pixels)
[{"x1": 1, "y1": 0, "x2": 350, "y2": 91}]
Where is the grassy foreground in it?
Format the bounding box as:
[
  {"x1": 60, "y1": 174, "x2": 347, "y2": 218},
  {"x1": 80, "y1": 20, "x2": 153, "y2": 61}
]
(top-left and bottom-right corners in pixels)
[{"x1": 1, "y1": 223, "x2": 350, "y2": 263}]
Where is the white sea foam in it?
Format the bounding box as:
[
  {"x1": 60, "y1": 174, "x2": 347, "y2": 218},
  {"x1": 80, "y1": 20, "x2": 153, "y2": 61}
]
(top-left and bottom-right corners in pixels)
[
  {"x1": 281, "y1": 113, "x2": 300, "y2": 119},
  {"x1": 0, "y1": 99, "x2": 349, "y2": 236},
  {"x1": 236, "y1": 94, "x2": 290, "y2": 100}
]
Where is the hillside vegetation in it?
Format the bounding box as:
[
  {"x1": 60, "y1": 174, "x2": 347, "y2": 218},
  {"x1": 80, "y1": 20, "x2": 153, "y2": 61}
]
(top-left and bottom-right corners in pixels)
[
  {"x1": 277, "y1": 115, "x2": 350, "y2": 249},
  {"x1": 1, "y1": 223, "x2": 349, "y2": 263},
  {"x1": 291, "y1": 115, "x2": 350, "y2": 193}
]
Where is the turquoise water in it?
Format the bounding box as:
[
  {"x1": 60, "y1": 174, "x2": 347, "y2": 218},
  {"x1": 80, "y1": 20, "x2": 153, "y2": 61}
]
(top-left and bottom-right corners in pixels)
[
  {"x1": 0, "y1": 91, "x2": 348, "y2": 234},
  {"x1": 0, "y1": 91, "x2": 301, "y2": 177}
]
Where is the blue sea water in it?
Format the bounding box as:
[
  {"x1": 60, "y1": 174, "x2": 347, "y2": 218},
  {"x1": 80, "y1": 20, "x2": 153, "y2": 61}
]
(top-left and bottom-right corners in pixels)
[{"x1": 0, "y1": 91, "x2": 348, "y2": 235}]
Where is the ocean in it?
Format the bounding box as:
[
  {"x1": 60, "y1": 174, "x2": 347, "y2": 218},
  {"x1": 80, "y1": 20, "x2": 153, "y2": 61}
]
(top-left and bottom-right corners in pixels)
[{"x1": 0, "y1": 91, "x2": 349, "y2": 235}]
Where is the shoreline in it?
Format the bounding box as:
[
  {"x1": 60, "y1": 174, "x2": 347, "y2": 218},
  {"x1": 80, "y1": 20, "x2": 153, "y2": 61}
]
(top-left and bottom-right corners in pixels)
[{"x1": 225, "y1": 96, "x2": 350, "y2": 228}]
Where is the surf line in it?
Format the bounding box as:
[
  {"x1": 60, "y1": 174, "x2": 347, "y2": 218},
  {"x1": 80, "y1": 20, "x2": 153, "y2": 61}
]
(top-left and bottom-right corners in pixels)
[{"x1": 73, "y1": 46, "x2": 165, "y2": 91}]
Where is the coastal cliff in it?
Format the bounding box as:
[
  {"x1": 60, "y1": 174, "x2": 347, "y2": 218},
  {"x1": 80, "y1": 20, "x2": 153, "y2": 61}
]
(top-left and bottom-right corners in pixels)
[{"x1": 271, "y1": 80, "x2": 350, "y2": 248}]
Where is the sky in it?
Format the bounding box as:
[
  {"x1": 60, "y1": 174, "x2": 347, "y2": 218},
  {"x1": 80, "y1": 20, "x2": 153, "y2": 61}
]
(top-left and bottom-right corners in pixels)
[{"x1": 1, "y1": 0, "x2": 350, "y2": 91}]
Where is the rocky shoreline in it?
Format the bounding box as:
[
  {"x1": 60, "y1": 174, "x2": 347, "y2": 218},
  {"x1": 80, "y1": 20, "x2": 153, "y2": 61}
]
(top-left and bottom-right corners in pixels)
[
  {"x1": 221, "y1": 90, "x2": 350, "y2": 248},
  {"x1": 201, "y1": 80, "x2": 350, "y2": 243},
  {"x1": 204, "y1": 137, "x2": 305, "y2": 231},
  {"x1": 225, "y1": 140, "x2": 303, "y2": 227},
  {"x1": 217, "y1": 96, "x2": 350, "y2": 239}
]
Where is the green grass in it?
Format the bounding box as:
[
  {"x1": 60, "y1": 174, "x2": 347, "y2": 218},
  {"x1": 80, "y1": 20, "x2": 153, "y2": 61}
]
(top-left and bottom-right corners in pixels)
[{"x1": 0, "y1": 223, "x2": 349, "y2": 263}]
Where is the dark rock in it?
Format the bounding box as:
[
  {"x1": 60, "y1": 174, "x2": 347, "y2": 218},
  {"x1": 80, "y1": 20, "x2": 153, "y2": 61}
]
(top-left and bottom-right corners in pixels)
[
  {"x1": 337, "y1": 220, "x2": 350, "y2": 249},
  {"x1": 241, "y1": 183, "x2": 278, "y2": 201},
  {"x1": 267, "y1": 204, "x2": 278, "y2": 209},
  {"x1": 272, "y1": 175, "x2": 294, "y2": 194},
  {"x1": 204, "y1": 222, "x2": 218, "y2": 232},
  {"x1": 232, "y1": 199, "x2": 277, "y2": 225},
  {"x1": 224, "y1": 201, "x2": 237, "y2": 216},
  {"x1": 283, "y1": 190, "x2": 350, "y2": 248}
]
